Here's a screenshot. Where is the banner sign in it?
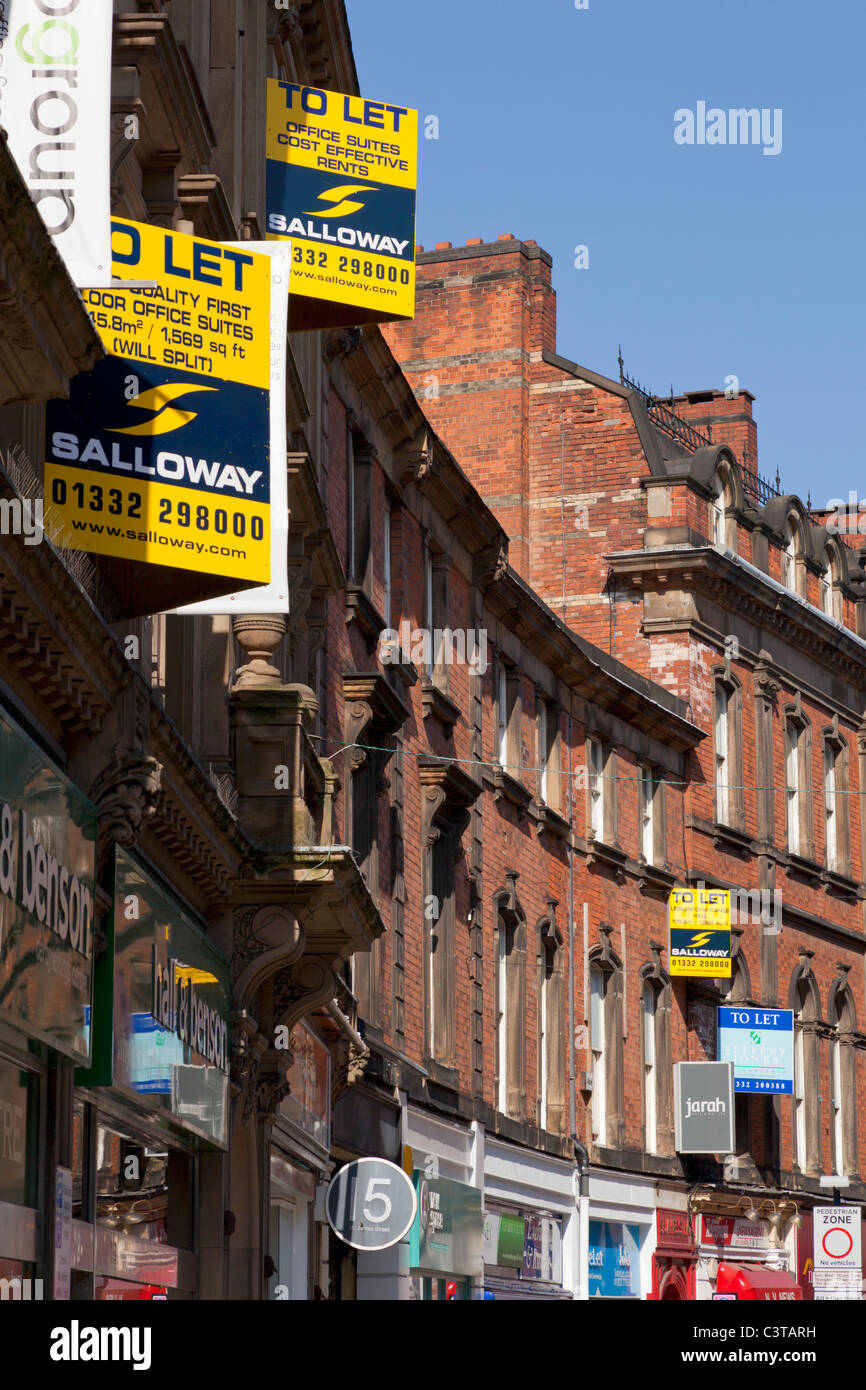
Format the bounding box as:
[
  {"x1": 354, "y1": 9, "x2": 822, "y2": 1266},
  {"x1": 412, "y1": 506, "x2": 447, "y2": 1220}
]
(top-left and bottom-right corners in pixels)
[
  {"x1": 409, "y1": 1172, "x2": 483, "y2": 1276},
  {"x1": 718, "y1": 1007, "x2": 794, "y2": 1093},
  {"x1": 0, "y1": 0, "x2": 112, "y2": 287},
  {"x1": 44, "y1": 219, "x2": 273, "y2": 615},
  {"x1": 668, "y1": 887, "x2": 731, "y2": 977},
  {"x1": 674, "y1": 1061, "x2": 735, "y2": 1154},
  {"x1": 172, "y1": 242, "x2": 290, "y2": 614},
  {"x1": 0, "y1": 704, "x2": 96, "y2": 1063},
  {"x1": 266, "y1": 79, "x2": 417, "y2": 330}
]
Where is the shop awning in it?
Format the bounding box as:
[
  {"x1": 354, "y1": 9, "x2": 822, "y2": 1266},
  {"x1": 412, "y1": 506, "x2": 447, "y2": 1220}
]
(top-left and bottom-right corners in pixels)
[{"x1": 716, "y1": 1262, "x2": 802, "y2": 1301}]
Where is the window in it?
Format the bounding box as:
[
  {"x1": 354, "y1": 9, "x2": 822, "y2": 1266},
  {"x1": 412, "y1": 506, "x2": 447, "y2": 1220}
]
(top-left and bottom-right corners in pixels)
[
  {"x1": 642, "y1": 985, "x2": 657, "y2": 1155},
  {"x1": 587, "y1": 737, "x2": 605, "y2": 840},
  {"x1": 588, "y1": 932, "x2": 624, "y2": 1151},
  {"x1": 538, "y1": 698, "x2": 562, "y2": 812},
  {"x1": 715, "y1": 684, "x2": 729, "y2": 823},
  {"x1": 790, "y1": 965, "x2": 821, "y2": 1176},
  {"x1": 383, "y1": 501, "x2": 392, "y2": 627},
  {"x1": 823, "y1": 732, "x2": 850, "y2": 876},
  {"x1": 639, "y1": 764, "x2": 662, "y2": 865},
  {"x1": 421, "y1": 764, "x2": 477, "y2": 1068},
  {"x1": 538, "y1": 909, "x2": 565, "y2": 1134},
  {"x1": 424, "y1": 543, "x2": 434, "y2": 680},
  {"x1": 785, "y1": 712, "x2": 812, "y2": 860},
  {"x1": 347, "y1": 430, "x2": 374, "y2": 594},
  {"x1": 714, "y1": 676, "x2": 744, "y2": 830},
  {"x1": 819, "y1": 545, "x2": 842, "y2": 622},
  {"x1": 494, "y1": 874, "x2": 526, "y2": 1120},
  {"x1": 590, "y1": 965, "x2": 607, "y2": 1146},
  {"x1": 828, "y1": 978, "x2": 857, "y2": 1177},
  {"x1": 496, "y1": 656, "x2": 521, "y2": 775},
  {"x1": 780, "y1": 516, "x2": 803, "y2": 596},
  {"x1": 708, "y1": 468, "x2": 733, "y2": 550}
]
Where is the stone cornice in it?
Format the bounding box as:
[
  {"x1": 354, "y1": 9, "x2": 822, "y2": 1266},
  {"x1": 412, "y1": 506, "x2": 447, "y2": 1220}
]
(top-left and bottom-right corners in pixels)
[
  {"x1": 112, "y1": 13, "x2": 215, "y2": 174},
  {"x1": 608, "y1": 544, "x2": 866, "y2": 685}
]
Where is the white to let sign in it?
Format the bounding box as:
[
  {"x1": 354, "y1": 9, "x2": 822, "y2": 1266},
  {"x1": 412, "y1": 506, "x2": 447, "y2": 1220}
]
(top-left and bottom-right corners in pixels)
[{"x1": 812, "y1": 1206, "x2": 861, "y2": 1301}]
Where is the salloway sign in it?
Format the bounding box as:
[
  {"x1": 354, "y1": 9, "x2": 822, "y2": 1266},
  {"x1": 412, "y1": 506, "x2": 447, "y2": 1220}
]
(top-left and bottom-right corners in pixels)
[
  {"x1": 0, "y1": 0, "x2": 112, "y2": 286},
  {"x1": 668, "y1": 887, "x2": 731, "y2": 978},
  {"x1": 266, "y1": 80, "x2": 417, "y2": 330},
  {"x1": 44, "y1": 219, "x2": 273, "y2": 616}
]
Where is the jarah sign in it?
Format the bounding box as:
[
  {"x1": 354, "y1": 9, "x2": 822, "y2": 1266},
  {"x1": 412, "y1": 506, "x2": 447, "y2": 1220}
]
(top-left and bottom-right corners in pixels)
[{"x1": 674, "y1": 1061, "x2": 735, "y2": 1154}]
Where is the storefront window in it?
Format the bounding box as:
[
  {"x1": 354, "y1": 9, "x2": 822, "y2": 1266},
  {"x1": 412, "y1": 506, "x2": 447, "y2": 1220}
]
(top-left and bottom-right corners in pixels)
[
  {"x1": 0, "y1": 1058, "x2": 36, "y2": 1208},
  {"x1": 95, "y1": 1118, "x2": 194, "y2": 1250}
]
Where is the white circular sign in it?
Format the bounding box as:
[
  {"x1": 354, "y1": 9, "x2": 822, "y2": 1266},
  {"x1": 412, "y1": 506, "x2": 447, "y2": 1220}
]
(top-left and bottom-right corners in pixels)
[{"x1": 326, "y1": 1157, "x2": 417, "y2": 1251}]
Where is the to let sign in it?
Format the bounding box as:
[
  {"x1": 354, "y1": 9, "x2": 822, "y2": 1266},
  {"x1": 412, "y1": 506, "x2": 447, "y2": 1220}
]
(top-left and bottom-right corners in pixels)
[{"x1": 718, "y1": 1007, "x2": 794, "y2": 1094}]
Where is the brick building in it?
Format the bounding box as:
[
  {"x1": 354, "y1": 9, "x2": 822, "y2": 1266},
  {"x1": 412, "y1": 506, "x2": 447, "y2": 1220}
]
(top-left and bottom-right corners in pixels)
[{"x1": 386, "y1": 234, "x2": 866, "y2": 1296}]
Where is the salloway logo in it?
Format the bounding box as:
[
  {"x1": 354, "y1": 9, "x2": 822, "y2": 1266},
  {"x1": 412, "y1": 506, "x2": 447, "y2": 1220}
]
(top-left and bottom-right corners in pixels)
[
  {"x1": 304, "y1": 183, "x2": 376, "y2": 218},
  {"x1": 689, "y1": 932, "x2": 713, "y2": 948},
  {"x1": 111, "y1": 383, "x2": 218, "y2": 437}
]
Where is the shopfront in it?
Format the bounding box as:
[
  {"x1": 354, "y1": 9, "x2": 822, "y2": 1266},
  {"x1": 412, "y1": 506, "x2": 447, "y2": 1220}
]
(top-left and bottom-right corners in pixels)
[
  {"x1": 0, "y1": 703, "x2": 96, "y2": 1287},
  {"x1": 651, "y1": 1207, "x2": 697, "y2": 1300},
  {"x1": 588, "y1": 1171, "x2": 655, "y2": 1299},
  {"x1": 695, "y1": 1214, "x2": 798, "y2": 1301},
  {"x1": 482, "y1": 1136, "x2": 576, "y2": 1300},
  {"x1": 74, "y1": 848, "x2": 230, "y2": 1300},
  {"x1": 407, "y1": 1169, "x2": 483, "y2": 1300}
]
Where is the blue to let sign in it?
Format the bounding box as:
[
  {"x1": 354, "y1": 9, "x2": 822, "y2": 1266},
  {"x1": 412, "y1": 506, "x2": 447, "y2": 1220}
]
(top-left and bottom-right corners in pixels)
[{"x1": 717, "y1": 1007, "x2": 794, "y2": 1094}]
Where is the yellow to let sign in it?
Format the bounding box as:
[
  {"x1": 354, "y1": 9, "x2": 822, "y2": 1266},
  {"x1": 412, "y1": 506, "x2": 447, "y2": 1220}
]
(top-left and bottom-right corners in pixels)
[
  {"x1": 44, "y1": 220, "x2": 273, "y2": 604},
  {"x1": 669, "y1": 888, "x2": 732, "y2": 978},
  {"x1": 266, "y1": 81, "x2": 418, "y2": 329}
]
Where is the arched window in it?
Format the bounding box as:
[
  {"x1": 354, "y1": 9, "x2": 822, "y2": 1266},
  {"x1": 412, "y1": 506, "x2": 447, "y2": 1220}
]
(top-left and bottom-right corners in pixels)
[
  {"x1": 537, "y1": 904, "x2": 565, "y2": 1135},
  {"x1": 790, "y1": 956, "x2": 822, "y2": 1176},
  {"x1": 784, "y1": 700, "x2": 813, "y2": 861},
  {"x1": 828, "y1": 972, "x2": 858, "y2": 1177},
  {"x1": 819, "y1": 544, "x2": 842, "y2": 622},
  {"x1": 780, "y1": 514, "x2": 805, "y2": 596},
  {"x1": 640, "y1": 948, "x2": 673, "y2": 1157},
  {"x1": 709, "y1": 462, "x2": 737, "y2": 553},
  {"x1": 494, "y1": 872, "x2": 526, "y2": 1121},
  {"x1": 588, "y1": 926, "x2": 624, "y2": 1150},
  {"x1": 714, "y1": 671, "x2": 744, "y2": 830}
]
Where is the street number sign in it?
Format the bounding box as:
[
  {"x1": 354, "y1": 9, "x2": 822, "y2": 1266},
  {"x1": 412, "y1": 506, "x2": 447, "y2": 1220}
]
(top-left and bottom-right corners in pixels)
[{"x1": 326, "y1": 1157, "x2": 417, "y2": 1251}]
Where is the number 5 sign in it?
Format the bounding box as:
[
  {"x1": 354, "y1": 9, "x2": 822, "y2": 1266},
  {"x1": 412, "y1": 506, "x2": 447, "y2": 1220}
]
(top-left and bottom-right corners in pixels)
[{"x1": 326, "y1": 1158, "x2": 417, "y2": 1251}]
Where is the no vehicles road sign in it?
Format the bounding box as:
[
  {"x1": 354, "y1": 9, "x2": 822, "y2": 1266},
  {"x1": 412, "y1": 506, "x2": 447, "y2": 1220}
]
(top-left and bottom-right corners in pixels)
[{"x1": 812, "y1": 1205, "x2": 862, "y2": 1301}]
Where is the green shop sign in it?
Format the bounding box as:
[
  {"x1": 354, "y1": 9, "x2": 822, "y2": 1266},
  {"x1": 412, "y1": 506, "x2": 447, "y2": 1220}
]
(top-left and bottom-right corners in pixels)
[
  {"x1": 79, "y1": 848, "x2": 230, "y2": 1147},
  {"x1": 0, "y1": 708, "x2": 96, "y2": 1063},
  {"x1": 409, "y1": 1172, "x2": 483, "y2": 1277}
]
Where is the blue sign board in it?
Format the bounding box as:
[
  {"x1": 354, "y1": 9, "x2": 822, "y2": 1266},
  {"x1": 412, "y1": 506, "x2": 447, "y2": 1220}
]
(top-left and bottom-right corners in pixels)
[
  {"x1": 588, "y1": 1221, "x2": 641, "y2": 1298},
  {"x1": 718, "y1": 1007, "x2": 794, "y2": 1094}
]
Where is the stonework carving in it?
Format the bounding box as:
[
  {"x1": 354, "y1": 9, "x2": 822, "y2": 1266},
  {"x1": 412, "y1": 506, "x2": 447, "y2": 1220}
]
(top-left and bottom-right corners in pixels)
[{"x1": 89, "y1": 754, "x2": 162, "y2": 863}]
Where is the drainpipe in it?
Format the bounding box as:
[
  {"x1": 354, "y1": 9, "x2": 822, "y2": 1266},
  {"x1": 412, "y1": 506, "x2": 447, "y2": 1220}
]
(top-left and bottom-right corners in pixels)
[{"x1": 573, "y1": 1137, "x2": 590, "y2": 1301}]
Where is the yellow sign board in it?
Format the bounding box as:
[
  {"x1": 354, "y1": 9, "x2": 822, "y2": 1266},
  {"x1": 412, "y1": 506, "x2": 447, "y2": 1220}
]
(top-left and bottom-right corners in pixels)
[
  {"x1": 44, "y1": 220, "x2": 273, "y2": 614},
  {"x1": 668, "y1": 889, "x2": 731, "y2": 978},
  {"x1": 266, "y1": 81, "x2": 417, "y2": 330}
]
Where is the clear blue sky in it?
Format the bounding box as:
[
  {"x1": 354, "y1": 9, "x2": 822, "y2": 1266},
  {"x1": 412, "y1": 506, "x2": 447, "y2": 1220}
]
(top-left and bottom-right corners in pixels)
[{"x1": 346, "y1": 0, "x2": 865, "y2": 508}]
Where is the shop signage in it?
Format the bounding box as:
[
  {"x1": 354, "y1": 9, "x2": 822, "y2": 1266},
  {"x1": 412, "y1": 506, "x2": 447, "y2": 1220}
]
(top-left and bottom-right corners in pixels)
[
  {"x1": 266, "y1": 80, "x2": 417, "y2": 330},
  {"x1": 496, "y1": 1214, "x2": 525, "y2": 1268},
  {"x1": 674, "y1": 1061, "x2": 735, "y2": 1154},
  {"x1": 172, "y1": 241, "x2": 291, "y2": 616},
  {"x1": 0, "y1": 707, "x2": 96, "y2": 1062},
  {"x1": 53, "y1": 1166, "x2": 72, "y2": 1301},
  {"x1": 0, "y1": 0, "x2": 112, "y2": 287},
  {"x1": 668, "y1": 888, "x2": 731, "y2": 977},
  {"x1": 277, "y1": 1019, "x2": 331, "y2": 1152},
  {"x1": 717, "y1": 1007, "x2": 794, "y2": 1094},
  {"x1": 78, "y1": 848, "x2": 231, "y2": 1147},
  {"x1": 409, "y1": 1172, "x2": 483, "y2": 1277},
  {"x1": 326, "y1": 1157, "x2": 417, "y2": 1251},
  {"x1": 700, "y1": 1215, "x2": 770, "y2": 1253},
  {"x1": 44, "y1": 219, "x2": 273, "y2": 617},
  {"x1": 656, "y1": 1209, "x2": 693, "y2": 1251},
  {"x1": 588, "y1": 1221, "x2": 641, "y2": 1299},
  {"x1": 812, "y1": 1206, "x2": 861, "y2": 1301},
  {"x1": 522, "y1": 1214, "x2": 563, "y2": 1283}
]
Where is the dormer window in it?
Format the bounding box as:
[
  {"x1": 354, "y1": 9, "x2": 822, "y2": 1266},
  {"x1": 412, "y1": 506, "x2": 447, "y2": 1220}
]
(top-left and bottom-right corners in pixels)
[
  {"x1": 709, "y1": 463, "x2": 736, "y2": 553},
  {"x1": 780, "y1": 515, "x2": 803, "y2": 596},
  {"x1": 819, "y1": 544, "x2": 842, "y2": 621}
]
